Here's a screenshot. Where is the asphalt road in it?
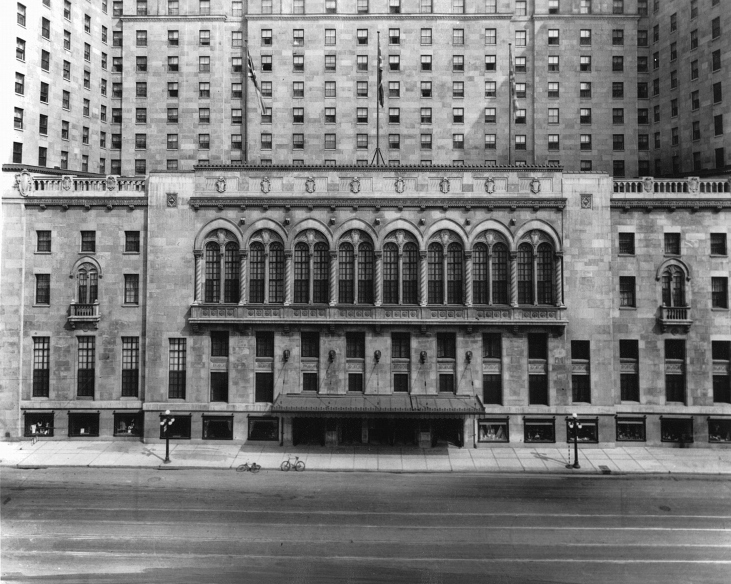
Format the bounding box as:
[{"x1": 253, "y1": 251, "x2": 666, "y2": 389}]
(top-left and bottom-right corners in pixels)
[{"x1": 2, "y1": 468, "x2": 731, "y2": 584}]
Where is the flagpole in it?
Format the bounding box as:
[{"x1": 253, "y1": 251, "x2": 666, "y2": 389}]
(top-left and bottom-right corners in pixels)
[
  {"x1": 243, "y1": 41, "x2": 249, "y2": 163},
  {"x1": 371, "y1": 31, "x2": 385, "y2": 166},
  {"x1": 508, "y1": 43, "x2": 513, "y2": 166}
]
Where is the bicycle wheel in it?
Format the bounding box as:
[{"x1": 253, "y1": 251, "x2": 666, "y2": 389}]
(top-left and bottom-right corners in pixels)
[
  {"x1": 251, "y1": 463, "x2": 261, "y2": 473},
  {"x1": 280, "y1": 461, "x2": 291, "y2": 471},
  {"x1": 294, "y1": 460, "x2": 305, "y2": 472},
  {"x1": 236, "y1": 464, "x2": 248, "y2": 473}
]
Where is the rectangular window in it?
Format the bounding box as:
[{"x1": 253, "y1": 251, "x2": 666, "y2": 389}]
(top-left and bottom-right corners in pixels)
[
  {"x1": 664, "y1": 233, "x2": 681, "y2": 255},
  {"x1": 515, "y1": 31, "x2": 526, "y2": 46},
  {"x1": 712, "y1": 278, "x2": 728, "y2": 309},
  {"x1": 421, "y1": 134, "x2": 432, "y2": 149},
  {"x1": 619, "y1": 276, "x2": 635, "y2": 307},
  {"x1": 325, "y1": 29, "x2": 336, "y2": 46},
  {"x1": 661, "y1": 418, "x2": 693, "y2": 443},
  {"x1": 712, "y1": 17, "x2": 721, "y2": 40},
  {"x1": 484, "y1": 134, "x2": 496, "y2": 149},
  {"x1": 485, "y1": 81, "x2": 496, "y2": 98},
  {"x1": 712, "y1": 341, "x2": 731, "y2": 404},
  {"x1": 345, "y1": 332, "x2": 366, "y2": 360},
  {"x1": 421, "y1": 0, "x2": 433, "y2": 12},
  {"x1": 77, "y1": 337, "x2": 95, "y2": 397},
  {"x1": 619, "y1": 233, "x2": 635, "y2": 255},
  {"x1": 453, "y1": 82, "x2": 464, "y2": 98},
  {"x1": 34, "y1": 273, "x2": 50, "y2": 305},
  {"x1": 665, "y1": 340, "x2": 686, "y2": 403},
  {"x1": 711, "y1": 233, "x2": 727, "y2": 256},
  {"x1": 256, "y1": 331, "x2": 274, "y2": 359},
  {"x1": 199, "y1": 30, "x2": 211, "y2": 46},
  {"x1": 437, "y1": 333, "x2": 456, "y2": 359},
  {"x1": 168, "y1": 339, "x2": 186, "y2": 398},
  {"x1": 124, "y1": 274, "x2": 140, "y2": 304},
  {"x1": 119, "y1": 337, "x2": 140, "y2": 397},
  {"x1": 613, "y1": 134, "x2": 625, "y2": 151},
  {"x1": 29, "y1": 337, "x2": 51, "y2": 398},
  {"x1": 484, "y1": 108, "x2": 496, "y2": 123}
]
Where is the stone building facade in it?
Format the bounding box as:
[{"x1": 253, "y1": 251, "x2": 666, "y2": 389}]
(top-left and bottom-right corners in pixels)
[
  {"x1": 10, "y1": 0, "x2": 728, "y2": 176},
  {"x1": 2, "y1": 165, "x2": 730, "y2": 447}
]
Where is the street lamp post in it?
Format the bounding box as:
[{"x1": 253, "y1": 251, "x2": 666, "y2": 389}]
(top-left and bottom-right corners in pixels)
[
  {"x1": 160, "y1": 410, "x2": 175, "y2": 464},
  {"x1": 566, "y1": 413, "x2": 582, "y2": 469}
]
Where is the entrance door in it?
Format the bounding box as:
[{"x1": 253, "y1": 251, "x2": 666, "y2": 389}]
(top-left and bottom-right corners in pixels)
[{"x1": 431, "y1": 419, "x2": 463, "y2": 447}]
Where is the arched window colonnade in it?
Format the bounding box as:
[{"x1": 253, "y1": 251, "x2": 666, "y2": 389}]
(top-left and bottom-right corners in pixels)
[{"x1": 193, "y1": 219, "x2": 565, "y2": 308}]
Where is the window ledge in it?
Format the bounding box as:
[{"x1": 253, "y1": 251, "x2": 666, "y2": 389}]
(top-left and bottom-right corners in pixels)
[{"x1": 711, "y1": 307, "x2": 729, "y2": 312}]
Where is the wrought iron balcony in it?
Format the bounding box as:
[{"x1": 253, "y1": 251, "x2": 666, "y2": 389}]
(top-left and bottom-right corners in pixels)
[
  {"x1": 658, "y1": 305, "x2": 692, "y2": 333},
  {"x1": 68, "y1": 302, "x2": 100, "y2": 329}
]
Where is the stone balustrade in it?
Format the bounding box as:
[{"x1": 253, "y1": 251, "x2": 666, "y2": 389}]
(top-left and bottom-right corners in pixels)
[{"x1": 613, "y1": 177, "x2": 730, "y2": 194}]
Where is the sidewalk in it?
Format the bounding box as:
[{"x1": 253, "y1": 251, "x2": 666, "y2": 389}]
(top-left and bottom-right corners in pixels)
[{"x1": 2, "y1": 440, "x2": 731, "y2": 475}]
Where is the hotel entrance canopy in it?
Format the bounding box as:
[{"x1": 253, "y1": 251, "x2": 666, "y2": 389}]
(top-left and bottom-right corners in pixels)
[{"x1": 272, "y1": 394, "x2": 484, "y2": 418}]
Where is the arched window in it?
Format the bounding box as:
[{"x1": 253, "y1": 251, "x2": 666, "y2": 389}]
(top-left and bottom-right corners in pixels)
[
  {"x1": 383, "y1": 243, "x2": 399, "y2": 304},
  {"x1": 200, "y1": 230, "x2": 240, "y2": 304},
  {"x1": 473, "y1": 243, "x2": 488, "y2": 305},
  {"x1": 447, "y1": 243, "x2": 463, "y2": 304},
  {"x1": 492, "y1": 243, "x2": 509, "y2": 304},
  {"x1": 357, "y1": 242, "x2": 374, "y2": 304},
  {"x1": 428, "y1": 243, "x2": 443, "y2": 304},
  {"x1": 77, "y1": 264, "x2": 98, "y2": 304},
  {"x1": 249, "y1": 242, "x2": 265, "y2": 303},
  {"x1": 662, "y1": 266, "x2": 685, "y2": 306},
  {"x1": 294, "y1": 243, "x2": 310, "y2": 303},
  {"x1": 517, "y1": 243, "x2": 533, "y2": 305},
  {"x1": 269, "y1": 242, "x2": 284, "y2": 303},
  {"x1": 204, "y1": 242, "x2": 220, "y2": 303},
  {"x1": 313, "y1": 242, "x2": 329, "y2": 304},
  {"x1": 224, "y1": 243, "x2": 240, "y2": 303},
  {"x1": 293, "y1": 243, "x2": 310, "y2": 303},
  {"x1": 293, "y1": 241, "x2": 330, "y2": 304},
  {"x1": 402, "y1": 243, "x2": 418, "y2": 305},
  {"x1": 536, "y1": 243, "x2": 553, "y2": 305},
  {"x1": 338, "y1": 243, "x2": 354, "y2": 303}
]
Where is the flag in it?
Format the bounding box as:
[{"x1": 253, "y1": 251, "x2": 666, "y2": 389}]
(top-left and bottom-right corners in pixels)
[
  {"x1": 509, "y1": 43, "x2": 518, "y2": 114},
  {"x1": 377, "y1": 41, "x2": 384, "y2": 108},
  {"x1": 247, "y1": 50, "x2": 267, "y2": 115}
]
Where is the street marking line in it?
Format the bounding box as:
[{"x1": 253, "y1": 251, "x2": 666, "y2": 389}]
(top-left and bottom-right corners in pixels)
[
  {"x1": 9, "y1": 507, "x2": 731, "y2": 520},
  {"x1": 6, "y1": 551, "x2": 731, "y2": 564},
  {"x1": 3, "y1": 522, "x2": 731, "y2": 532}
]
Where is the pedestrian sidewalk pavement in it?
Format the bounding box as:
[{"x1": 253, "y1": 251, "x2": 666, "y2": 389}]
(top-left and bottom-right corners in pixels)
[{"x1": 2, "y1": 440, "x2": 731, "y2": 475}]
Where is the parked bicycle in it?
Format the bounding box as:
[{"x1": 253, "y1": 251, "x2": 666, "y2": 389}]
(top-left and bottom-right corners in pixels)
[
  {"x1": 280, "y1": 455, "x2": 305, "y2": 472},
  {"x1": 236, "y1": 462, "x2": 261, "y2": 473}
]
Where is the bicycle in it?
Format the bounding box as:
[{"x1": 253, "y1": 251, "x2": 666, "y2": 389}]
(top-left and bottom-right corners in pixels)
[
  {"x1": 236, "y1": 462, "x2": 261, "y2": 473},
  {"x1": 280, "y1": 455, "x2": 305, "y2": 472}
]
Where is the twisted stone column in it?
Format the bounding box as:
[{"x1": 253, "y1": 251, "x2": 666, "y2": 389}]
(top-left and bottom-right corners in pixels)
[
  {"x1": 419, "y1": 250, "x2": 428, "y2": 307},
  {"x1": 464, "y1": 250, "x2": 473, "y2": 307},
  {"x1": 509, "y1": 251, "x2": 518, "y2": 307},
  {"x1": 238, "y1": 249, "x2": 247, "y2": 305},
  {"x1": 374, "y1": 250, "x2": 383, "y2": 307},
  {"x1": 193, "y1": 250, "x2": 203, "y2": 303},
  {"x1": 554, "y1": 252, "x2": 564, "y2": 307},
  {"x1": 329, "y1": 250, "x2": 338, "y2": 306},
  {"x1": 284, "y1": 250, "x2": 293, "y2": 306}
]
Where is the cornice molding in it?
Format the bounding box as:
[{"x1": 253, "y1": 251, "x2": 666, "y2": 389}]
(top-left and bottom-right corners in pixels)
[
  {"x1": 188, "y1": 197, "x2": 566, "y2": 209},
  {"x1": 246, "y1": 13, "x2": 512, "y2": 21},
  {"x1": 121, "y1": 14, "x2": 227, "y2": 22}
]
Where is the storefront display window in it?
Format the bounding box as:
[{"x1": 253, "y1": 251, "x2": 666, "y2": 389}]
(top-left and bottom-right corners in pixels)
[
  {"x1": 661, "y1": 418, "x2": 693, "y2": 443},
  {"x1": 248, "y1": 417, "x2": 279, "y2": 441},
  {"x1": 478, "y1": 419, "x2": 509, "y2": 442},
  {"x1": 113, "y1": 412, "x2": 143, "y2": 437},
  {"x1": 24, "y1": 412, "x2": 54, "y2": 437},
  {"x1": 708, "y1": 419, "x2": 731, "y2": 443},
  {"x1": 566, "y1": 417, "x2": 598, "y2": 443},
  {"x1": 616, "y1": 417, "x2": 646, "y2": 441},
  {"x1": 524, "y1": 418, "x2": 555, "y2": 443}
]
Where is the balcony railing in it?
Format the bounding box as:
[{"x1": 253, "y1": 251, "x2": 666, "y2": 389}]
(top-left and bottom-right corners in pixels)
[
  {"x1": 189, "y1": 304, "x2": 568, "y2": 333},
  {"x1": 614, "y1": 177, "x2": 730, "y2": 194},
  {"x1": 658, "y1": 305, "x2": 692, "y2": 333},
  {"x1": 68, "y1": 302, "x2": 100, "y2": 329}
]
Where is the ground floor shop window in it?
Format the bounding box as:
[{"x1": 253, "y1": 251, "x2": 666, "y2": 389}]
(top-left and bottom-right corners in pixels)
[
  {"x1": 248, "y1": 417, "x2": 279, "y2": 441},
  {"x1": 478, "y1": 419, "x2": 508, "y2": 443},
  {"x1": 159, "y1": 414, "x2": 191, "y2": 439},
  {"x1": 661, "y1": 418, "x2": 693, "y2": 443},
  {"x1": 114, "y1": 412, "x2": 143, "y2": 437},
  {"x1": 68, "y1": 412, "x2": 100, "y2": 437},
  {"x1": 24, "y1": 412, "x2": 54, "y2": 437},
  {"x1": 708, "y1": 419, "x2": 731, "y2": 443},
  {"x1": 566, "y1": 417, "x2": 598, "y2": 443},
  {"x1": 202, "y1": 415, "x2": 233, "y2": 440},
  {"x1": 616, "y1": 417, "x2": 646, "y2": 441},
  {"x1": 524, "y1": 418, "x2": 555, "y2": 443}
]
